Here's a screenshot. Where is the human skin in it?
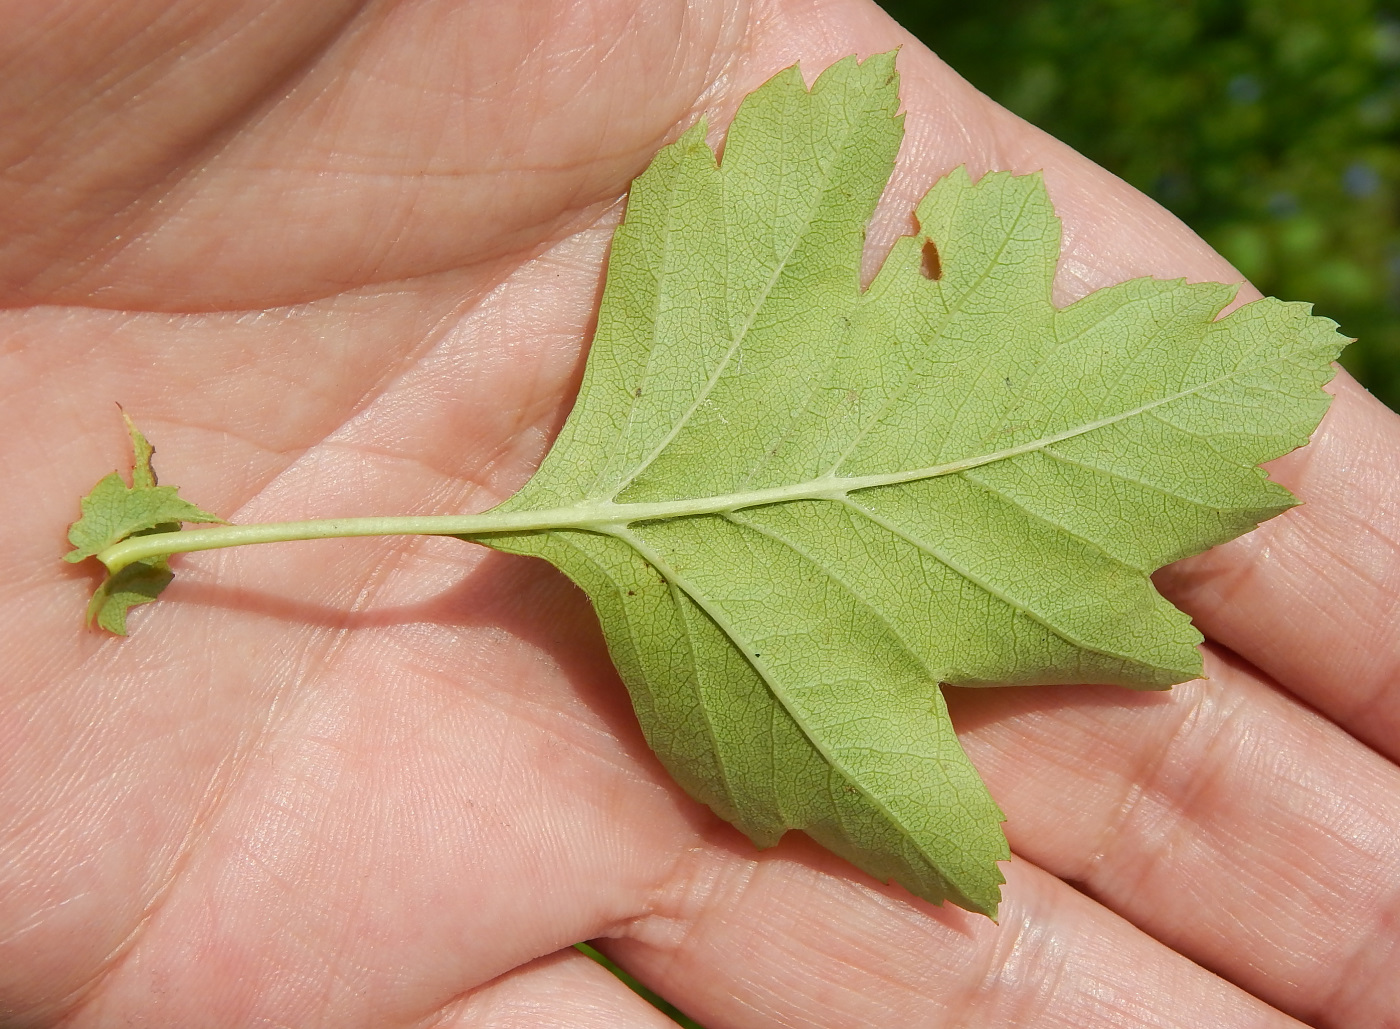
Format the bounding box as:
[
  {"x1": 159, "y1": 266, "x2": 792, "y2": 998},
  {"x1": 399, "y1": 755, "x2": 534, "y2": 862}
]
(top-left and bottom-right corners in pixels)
[{"x1": 2, "y1": 0, "x2": 1399, "y2": 1025}]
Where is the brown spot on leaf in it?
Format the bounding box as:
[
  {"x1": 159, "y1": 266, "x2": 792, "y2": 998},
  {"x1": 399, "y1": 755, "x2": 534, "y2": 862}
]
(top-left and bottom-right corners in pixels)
[{"x1": 921, "y1": 239, "x2": 943, "y2": 280}]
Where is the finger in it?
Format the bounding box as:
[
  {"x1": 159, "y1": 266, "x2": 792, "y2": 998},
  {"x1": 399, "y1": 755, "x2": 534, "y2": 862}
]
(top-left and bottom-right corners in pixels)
[
  {"x1": 429, "y1": 949, "x2": 684, "y2": 1029},
  {"x1": 733, "y1": 0, "x2": 1247, "y2": 300},
  {"x1": 598, "y1": 849, "x2": 1302, "y2": 1029},
  {"x1": 1155, "y1": 374, "x2": 1400, "y2": 762},
  {"x1": 944, "y1": 646, "x2": 1400, "y2": 1029}
]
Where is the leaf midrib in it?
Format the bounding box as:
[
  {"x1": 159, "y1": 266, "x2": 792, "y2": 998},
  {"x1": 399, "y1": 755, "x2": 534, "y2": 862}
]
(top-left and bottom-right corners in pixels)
[
  {"x1": 497, "y1": 349, "x2": 1289, "y2": 533},
  {"x1": 106, "y1": 349, "x2": 1284, "y2": 575}
]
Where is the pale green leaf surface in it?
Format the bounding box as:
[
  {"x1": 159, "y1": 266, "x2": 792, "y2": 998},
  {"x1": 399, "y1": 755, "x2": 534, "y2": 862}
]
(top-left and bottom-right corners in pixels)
[
  {"x1": 478, "y1": 52, "x2": 1346, "y2": 915},
  {"x1": 64, "y1": 472, "x2": 223, "y2": 563},
  {"x1": 67, "y1": 415, "x2": 224, "y2": 632},
  {"x1": 67, "y1": 415, "x2": 224, "y2": 562}
]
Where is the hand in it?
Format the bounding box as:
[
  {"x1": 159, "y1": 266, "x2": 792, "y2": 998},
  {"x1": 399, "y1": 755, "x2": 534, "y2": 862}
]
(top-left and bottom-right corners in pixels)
[{"x1": 3, "y1": 2, "x2": 1397, "y2": 1025}]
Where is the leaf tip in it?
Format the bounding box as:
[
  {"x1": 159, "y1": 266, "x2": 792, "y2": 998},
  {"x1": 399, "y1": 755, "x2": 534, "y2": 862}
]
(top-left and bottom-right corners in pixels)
[
  {"x1": 857, "y1": 46, "x2": 900, "y2": 86},
  {"x1": 119, "y1": 407, "x2": 159, "y2": 489}
]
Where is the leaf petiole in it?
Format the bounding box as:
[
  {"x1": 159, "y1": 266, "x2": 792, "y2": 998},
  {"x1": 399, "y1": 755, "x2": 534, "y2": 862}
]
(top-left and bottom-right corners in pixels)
[
  {"x1": 93, "y1": 512, "x2": 575, "y2": 573},
  {"x1": 93, "y1": 479, "x2": 867, "y2": 574}
]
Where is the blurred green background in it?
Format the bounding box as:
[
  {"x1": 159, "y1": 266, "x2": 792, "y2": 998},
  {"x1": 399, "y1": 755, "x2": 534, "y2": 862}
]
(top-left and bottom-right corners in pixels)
[{"x1": 877, "y1": 0, "x2": 1400, "y2": 411}]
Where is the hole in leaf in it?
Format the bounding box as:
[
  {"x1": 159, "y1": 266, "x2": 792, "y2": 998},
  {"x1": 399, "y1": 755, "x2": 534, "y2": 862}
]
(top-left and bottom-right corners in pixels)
[{"x1": 920, "y1": 239, "x2": 942, "y2": 280}]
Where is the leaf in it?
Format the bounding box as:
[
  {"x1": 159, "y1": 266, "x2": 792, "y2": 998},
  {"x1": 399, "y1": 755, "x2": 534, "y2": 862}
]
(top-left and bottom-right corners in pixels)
[
  {"x1": 84, "y1": 559, "x2": 176, "y2": 636},
  {"x1": 65, "y1": 51, "x2": 1344, "y2": 912},
  {"x1": 68, "y1": 413, "x2": 224, "y2": 633},
  {"x1": 476, "y1": 51, "x2": 1347, "y2": 917}
]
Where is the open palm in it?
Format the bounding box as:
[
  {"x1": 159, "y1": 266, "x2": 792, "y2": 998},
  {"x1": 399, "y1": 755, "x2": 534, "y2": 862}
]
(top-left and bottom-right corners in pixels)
[{"x1": 4, "y1": 1, "x2": 1399, "y2": 1025}]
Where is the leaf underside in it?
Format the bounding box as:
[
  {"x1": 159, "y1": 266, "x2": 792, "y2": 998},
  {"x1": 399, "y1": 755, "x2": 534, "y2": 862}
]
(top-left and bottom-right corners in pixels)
[{"x1": 479, "y1": 53, "x2": 1347, "y2": 916}]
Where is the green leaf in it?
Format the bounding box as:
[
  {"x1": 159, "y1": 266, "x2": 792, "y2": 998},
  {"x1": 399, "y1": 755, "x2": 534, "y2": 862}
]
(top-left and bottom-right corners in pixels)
[
  {"x1": 84, "y1": 558, "x2": 176, "y2": 636},
  {"x1": 479, "y1": 52, "x2": 1347, "y2": 916},
  {"x1": 68, "y1": 414, "x2": 224, "y2": 633}
]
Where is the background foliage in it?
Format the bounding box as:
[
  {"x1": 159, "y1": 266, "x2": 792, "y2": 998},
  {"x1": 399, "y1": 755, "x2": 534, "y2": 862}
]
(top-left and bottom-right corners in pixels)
[{"x1": 877, "y1": 0, "x2": 1400, "y2": 410}]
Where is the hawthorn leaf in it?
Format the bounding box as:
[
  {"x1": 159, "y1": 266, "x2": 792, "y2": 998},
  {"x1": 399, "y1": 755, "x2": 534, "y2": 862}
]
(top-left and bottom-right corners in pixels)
[
  {"x1": 478, "y1": 51, "x2": 1346, "y2": 916},
  {"x1": 68, "y1": 413, "x2": 224, "y2": 633}
]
